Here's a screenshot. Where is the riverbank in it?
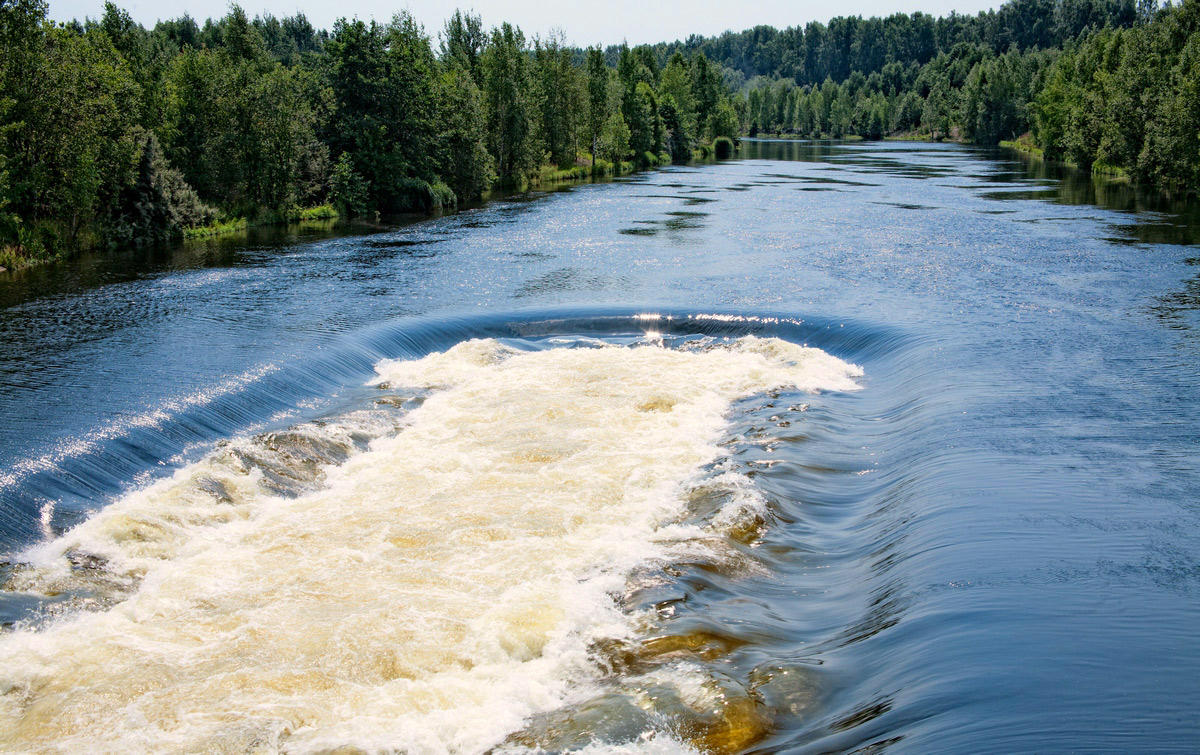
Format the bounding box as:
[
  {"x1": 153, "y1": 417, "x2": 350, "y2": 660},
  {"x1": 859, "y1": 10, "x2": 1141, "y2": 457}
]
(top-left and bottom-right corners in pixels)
[
  {"x1": 753, "y1": 131, "x2": 1140, "y2": 186},
  {"x1": 182, "y1": 205, "x2": 340, "y2": 241},
  {"x1": 0, "y1": 204, "x2": 344, "y2": 275},
  {"x1": 1000, "y1": 132, "x2": 1133, "y2": 181},
  {"x1": 0, "y1": 150, "x2": 717, "y2": 275},
  {"x1": 999, "y1": 132, "x2": 1044, "y2": 157}
]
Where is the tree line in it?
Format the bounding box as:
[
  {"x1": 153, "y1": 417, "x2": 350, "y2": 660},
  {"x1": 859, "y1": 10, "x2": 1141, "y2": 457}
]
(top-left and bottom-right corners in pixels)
[
  {"x1": 645, "y1": 0, "x2": 1142, "y2": 86},
  {"x1": 728, "y1": 0, "x2": 1198, "y2": 192},
  {"x1": 1, "y1": 0, "x2": 1196, "y2": 267},
  {"x1": 0, "y1": 1, "x2": 740, "y2": 263}
]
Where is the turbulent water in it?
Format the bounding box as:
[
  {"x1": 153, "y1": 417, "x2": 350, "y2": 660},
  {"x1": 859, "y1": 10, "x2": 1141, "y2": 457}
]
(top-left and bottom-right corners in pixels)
[
  {"x1": 0, "y1": 334, "x2": 862, "y2": 753},
  {"x1": 1, "y1": 141, "x2": 1199, "y2": 753}
]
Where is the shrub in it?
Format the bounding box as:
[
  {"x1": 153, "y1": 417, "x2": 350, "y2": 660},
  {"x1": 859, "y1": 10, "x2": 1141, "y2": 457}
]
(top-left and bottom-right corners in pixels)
[
  {"x1": 591, "y1": 158, "x2": 614, "y2": 177},
  {"x1": 430, "y1": 181, "x2": 457, "y2": 210},
  {"x1": 105, "y1": 132, "x2": 216, "y2": 246},
  {"x1": 713, "y1": 136, "x2": 735, "y2": 159},
  {"x1": 299, "y1": 204, "x2": 339, "y2": 221},
  {"x1": 329, "y1": 154, "x2": 370, "y2": 217},
  {"x1": 391, "y1": 178, "x2": 457, "y2": 213},
  {"x1": 182, "y1": 217, "x2": 249, "y2": 239},
  {"x1": 537, "y1": 164, "x2": 592, "y2": 183}
]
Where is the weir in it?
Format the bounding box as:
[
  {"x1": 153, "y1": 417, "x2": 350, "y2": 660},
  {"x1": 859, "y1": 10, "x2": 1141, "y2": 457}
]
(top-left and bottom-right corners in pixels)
[{"x1": 0, "y1": 324, "x2": 865, "y2": 753}]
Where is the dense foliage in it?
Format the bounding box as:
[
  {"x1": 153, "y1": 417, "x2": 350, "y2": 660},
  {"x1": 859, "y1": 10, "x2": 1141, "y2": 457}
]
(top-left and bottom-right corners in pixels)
[
  {"x1": 0, "y1": 0, "x2": 1196, "y2": 264},
  {"x1": 716, "y1": 0, "x2": 1198, "y2": 192},
  {"x1": 0, "y1": 1, "x2": 740, "y2": 261}
]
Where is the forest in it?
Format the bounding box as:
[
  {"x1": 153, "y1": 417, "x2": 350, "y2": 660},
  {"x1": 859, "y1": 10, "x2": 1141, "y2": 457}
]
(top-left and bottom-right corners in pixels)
[
  {"x1": 723, "y1": 0, "x2": 1200, "y2": 191},
  {"x1": 0, "y1": 0, "x2": 1197, "y2": 267},
  {"x1": 0, "y1": 0, "x2": 740, "y2": 265}
]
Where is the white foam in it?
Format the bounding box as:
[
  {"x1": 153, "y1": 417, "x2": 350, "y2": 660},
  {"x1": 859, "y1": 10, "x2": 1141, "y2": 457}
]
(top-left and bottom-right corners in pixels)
[{"x1": 0, "y1": 337, "x2": 861, "y2": 753}]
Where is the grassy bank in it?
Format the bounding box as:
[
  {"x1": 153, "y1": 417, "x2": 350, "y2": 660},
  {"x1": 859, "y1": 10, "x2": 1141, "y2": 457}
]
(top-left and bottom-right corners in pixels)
[
  {"x1": 0, "y1": 204, "x2": 345, "y2": 273},
  {"x1": 2, "y1": 147, "x2": 713, "y2": 274},
  {"x1": 886, "y1": 130, "x2": 937, "y2": 142},
  {"x1": 0, "y1": 245, "x2": 59, "y2": 274},
  {"x1": 1000, "y1": 134, "x2": 1130, "y2": 180},
  {"x1": 999, "y1": 133, "x2": 1044, "y2": 158},
  {"x1": 183, "y1": 205, "x2": 339, "y2": 241},
  {"x1": 534, "y1": 151, "x2": 674, "y2": 186},
  {"x1": 182, "y1": 217, "x2": 250, "y2": 240}
]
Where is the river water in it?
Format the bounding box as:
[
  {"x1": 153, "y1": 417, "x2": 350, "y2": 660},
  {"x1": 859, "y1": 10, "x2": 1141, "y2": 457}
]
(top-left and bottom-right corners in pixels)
[{"x1": 0, "y1": 140, "x2": 1198, "y2": 753}]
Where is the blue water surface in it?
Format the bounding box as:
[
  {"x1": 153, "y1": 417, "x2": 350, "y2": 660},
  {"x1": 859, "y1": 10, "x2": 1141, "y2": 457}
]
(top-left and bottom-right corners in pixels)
[{"x1": 1, "y1": 140, "x2": 1198, "y2": 753}]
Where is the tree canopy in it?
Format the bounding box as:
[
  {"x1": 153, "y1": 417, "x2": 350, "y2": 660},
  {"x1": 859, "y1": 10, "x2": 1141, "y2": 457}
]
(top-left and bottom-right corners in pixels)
[{"x1": 0, "y1": 0, "x2": 1195, "y2": 264}]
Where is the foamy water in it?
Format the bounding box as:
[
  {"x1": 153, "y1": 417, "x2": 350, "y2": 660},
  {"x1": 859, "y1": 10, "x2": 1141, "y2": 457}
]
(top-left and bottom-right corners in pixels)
[{"x1": 0, "y1": 337, "x2": 861, "y2": 754}]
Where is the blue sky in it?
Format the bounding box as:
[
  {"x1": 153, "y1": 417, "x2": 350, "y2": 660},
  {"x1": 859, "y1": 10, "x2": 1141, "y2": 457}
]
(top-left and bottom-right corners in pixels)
[{"x1": 49, "y1": 0, "x2": 1001, "y2": 46}]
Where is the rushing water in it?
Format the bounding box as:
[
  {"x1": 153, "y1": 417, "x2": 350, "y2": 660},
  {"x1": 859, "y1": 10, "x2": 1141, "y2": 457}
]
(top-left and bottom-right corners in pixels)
[{"x1": 1, "y1": 141, "x2": 1198, "y2": 753}]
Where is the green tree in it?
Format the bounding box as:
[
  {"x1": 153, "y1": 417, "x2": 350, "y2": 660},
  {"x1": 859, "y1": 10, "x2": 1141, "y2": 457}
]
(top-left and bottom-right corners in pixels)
[
  {"x1": 107, "y1": 131, "x2": 215, "y2": 244},
  {"x1": 922, "y1": 75, "x2": 955, "y2": 139},
  {"x1": 599, "y1": 110, "x2": 631, "y2": 165},
  {"x1": 248, "y1": 65, "x2": 325, "y2": 208},
  {"x1": 962, "y1": 53, "x2": 1025, "y2": 144},
  {"x1": 690, "y1": 52, "x2": 721, "y2": 138},
  {"x1": 659, "y1": 52, "x2": 697, "y2": 139},
  {"x1": 585, "y1": 46, "x2": 609, "y2": 167},
  {"x1": 659, "y1": 94, "x2": 691, "y2": 162},
  {"x1": 323, "y1": 17, "x2": 389, "y2": 206},
  {"x1": 438, "y1": 64, "x2": 495, "y2": 200},
  {"x1": 439, "y1": 9, "x2": 485, "y2": 83},
  {"x1": 323, "y1": 12, "x2": 442, "y2": 211},
  {"x1": 11, "y1": 23, "x2": 141, "y2": 248},
  {"x1": 535, "y1": 31, "x2": 581, "y2": 167},
  {"x1": 894, "y1": 89, "x2": 924, "y2": 131},
  {"x1": 624, "y1": 80, "x2": 654, "y2": 159},
  {"x1": 0, "y1": 0, "x2": 49, "y2": 249},
  {"x1": 1135, "y1": 6, "x2": 1200, "y2": 189},
  {"x1": 162, "y1": 46, "x2": 224, "y2": 198},
  {"x1": 709, "y1": 100, "x2": 741, "y2": 141},
  {"x1": 482, "y1": 22, "x2": 538, "y2": 183},
  {"x1": 329, "y1": 152, "x2": 368, "y2": 216}
]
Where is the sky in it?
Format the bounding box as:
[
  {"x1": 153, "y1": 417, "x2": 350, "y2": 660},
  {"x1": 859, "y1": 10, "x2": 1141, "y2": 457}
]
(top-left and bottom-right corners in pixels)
[{"x1": 48, "y1": 0, "x2": 1002, "y2": 47}]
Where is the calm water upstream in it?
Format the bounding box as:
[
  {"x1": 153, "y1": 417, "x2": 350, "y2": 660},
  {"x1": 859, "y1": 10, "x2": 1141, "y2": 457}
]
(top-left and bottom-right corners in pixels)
[{"x1": 0, "y1": 140, "x2": 1198, "y2": 753}]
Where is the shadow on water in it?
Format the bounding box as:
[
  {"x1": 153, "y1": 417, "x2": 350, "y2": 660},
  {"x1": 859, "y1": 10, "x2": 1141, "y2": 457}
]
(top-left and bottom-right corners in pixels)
[
  {"x1": 618, "y1": 210, "x2": 709, "y2": 237},
  {"x1": 513, "y1": 269, "x2": 631, "y2": 297},
  {"x1": 739, "y1": 138, "x2": 954, "y2": 181},
  {"x1": 0, "y1": 219, "x2": 403, "y2": 311},
  {"x1": 1151, "y1": 258, "x2": 1200, "y2": 331},
  {"x1": 0, "y1": 177, "x2": 575, "y2": 312},
  {"x1": 362, "y1": 237, "x2": 448, "y2": 250},
  {"x1": 739, "y1": 137, "x2": 1200, "y2": 249},
  {"x1": 982, "y1": 147, "x2": 1200, "y2": 245}
]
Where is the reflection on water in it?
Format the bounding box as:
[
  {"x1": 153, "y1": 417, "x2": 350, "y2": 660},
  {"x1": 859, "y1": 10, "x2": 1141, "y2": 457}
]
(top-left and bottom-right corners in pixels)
[
  {"x1": 742, "y1": 138, "x2": 1200, "y2": 246},
  {"x1": 1, "y1": 140, "x2": 1199, "y2": 752},
  {"x1": 514, "y1": 268, "x2": 631, "y2": 297},
  {"x1": 619, "y1": 211, "x2": 708, "y2": 238},
  {"x1": 1152, "y1": 258, "x2": 1200, "y2": 331}
]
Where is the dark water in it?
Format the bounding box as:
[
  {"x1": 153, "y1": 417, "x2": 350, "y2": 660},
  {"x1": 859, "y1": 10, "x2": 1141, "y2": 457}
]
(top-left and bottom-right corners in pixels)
[{"x1": 1, "y1": 140, "x2": 1198, "y2": 752}]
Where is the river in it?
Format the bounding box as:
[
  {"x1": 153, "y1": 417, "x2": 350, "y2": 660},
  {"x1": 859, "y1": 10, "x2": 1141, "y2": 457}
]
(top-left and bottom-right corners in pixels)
[{"x1": 0, "y1": 140, "x2": 1197, "y2": 753}]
